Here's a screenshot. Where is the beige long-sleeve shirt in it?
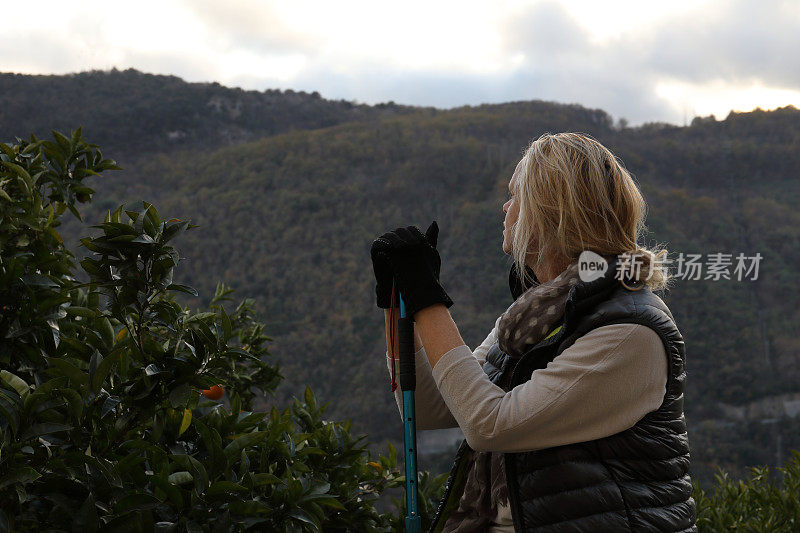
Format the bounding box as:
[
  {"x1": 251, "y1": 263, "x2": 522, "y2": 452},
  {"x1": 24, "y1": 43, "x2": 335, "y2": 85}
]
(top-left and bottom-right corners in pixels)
[{"x1": 386, "y1": 317, "x2": 668, "y2": 530}]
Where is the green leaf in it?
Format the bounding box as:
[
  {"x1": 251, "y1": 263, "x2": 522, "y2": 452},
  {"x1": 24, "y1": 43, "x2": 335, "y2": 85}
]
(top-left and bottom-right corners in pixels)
[
  {"x1": 63, "y1": 452, "x2": 123, "y2": 488},
  {"x1": 172, "y1": 454, "x2": 209, "y2": 495},
  {"x1": 315, "y1": 497, "x2": 347, "y2": 510},
  {"x1": 166, "y1": 284, "x2": 198, "y2": 296},
  {"x1": 151, "y1": 411, "x2": 165, "y2": 443},
  {"x1": 150, "y1": 475, "x2": 182, "y2": 508},
  {"x1": 60, "y1": 387, "x2": 84, "y2": 420},
  {"x1": 21, "y1": 273, "x2": 59, "y2": 288},
  {"x1": 1, "y1": 161, "x2": 34, "y2": 190},
  {"x1": 223, "y1": 431, "x2": 268, "y2": 461},
  {"x1": 235, "y1": 412, "x2": 268, "y2": 431},
  {"x1": 44, "y1": 356, "x2": 89, "y2": 388},
  {"x1": 303, "y1": 386, "x2": 316, "y2": 412},
  {"x1": 0, "y1": 391, "x2": 20, "y2": 435},
  {"x1": 65, "y1": 306, "x2": 96, "y2": 318},
  {"x1": 132, "y1": 234, "x2": 156, "y2": 244},
  {"x1": 0, "y1": 142, "x2": 14, "y2": 158},
  {"x1": 194, "y1": 420, "x2": 225, "y2": 474},
  {"x1": 19, "y1": 422, "x2": 72, "y2": 440},
  {"x1": 227, "y1": 499, "x2": 272, "y2": 516},
  {"x1": 0, "y1": 466, "x2": 41, "y2": 490},
  {"x1": 98, "y1": 317, "x2": 115, "y2": 348},
  {"x1": 0, "y1": 370, "x2": 30, "y2": 399},
  {"x1": 120, "y1": 440, "x2": 168, "y2": 468},
  {"x1": 220, "y1": 306, "x2": 232, "y2": 342},
  {"x1": 167, "y1": 471, "x2": 193, "y2": 486},
  {"x1": 288, "y1": 509, "x2": 318, "y2": 528},
  {"x1": 94, "y1": 221, "x2": 138, "y2": 235},
  {"x1": 178, "y1": 408, "x2": 192, "y2": 436},
  {"x1": 168, "y1": 383, "x2": 192, "y2": 408},
  {"x1": 92, "y1": 347, "x2": 123, "y2": 393},
  {"x1": 67, "y1": 202, "x2": 82, "y2": 221},
  {"x1": 52, "y1": 129, "x2": 71, "y2": 149},
  {"x1": 145, "y1": 203, "x2": 161, "y2": 234},
  {"x1": 206, "y1": 481, "x2": 249, "y2": 497},
  {"x1": 250, "y1": 473, "x2": 281, "y2": 486},
  {"x1": 71, "y1": 492, "x2": 99, "y2": 533},
  {"x1": 112, "y1": 492, "x2": 161, "y2": 514},
  {"x1": 88, "y1": 350, "x2": 103, "y2": 391}
]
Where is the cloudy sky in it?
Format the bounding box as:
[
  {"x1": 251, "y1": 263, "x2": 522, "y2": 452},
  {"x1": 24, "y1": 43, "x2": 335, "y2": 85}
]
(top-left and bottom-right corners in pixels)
[{"x1": 4, "y1": 0, "x2": 799, "y2": 125}]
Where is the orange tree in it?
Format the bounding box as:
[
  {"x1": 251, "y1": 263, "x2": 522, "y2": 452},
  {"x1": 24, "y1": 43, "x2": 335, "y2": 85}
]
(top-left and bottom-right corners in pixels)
[{"x1": 0, "y1": 130, "x2": 441, "y2": 531}]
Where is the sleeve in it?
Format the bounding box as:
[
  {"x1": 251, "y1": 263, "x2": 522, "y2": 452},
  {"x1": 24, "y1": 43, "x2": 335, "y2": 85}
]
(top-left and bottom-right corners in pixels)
[
  {"x1": 472, "y1": 315, "x2": 502, "y2": 366},
  {"x1": 430, "y1": 323, "x2": 669, "y2": 452},
  {"x1": 385, "y1": 315, "x2": 502, "y2": 430}
]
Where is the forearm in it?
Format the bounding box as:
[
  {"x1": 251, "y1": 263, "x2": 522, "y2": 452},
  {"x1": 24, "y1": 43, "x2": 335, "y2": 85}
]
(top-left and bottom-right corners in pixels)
[
  {"x1": 412, "y1": 304, "x2": 467, "y2": 369},
  {"x1": 385, "y1": 348, "x2": 458, "y2": 429},
  {"x1": 383, "y1": 307, "x2": 460, "y2": 429},
  {"x1": 384, "y1": 308, "x2": 422, "y2": 358}
]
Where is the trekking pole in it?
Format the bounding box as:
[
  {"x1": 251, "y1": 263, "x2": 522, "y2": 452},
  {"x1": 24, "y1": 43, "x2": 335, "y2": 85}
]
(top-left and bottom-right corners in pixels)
[{"x1": 398, "y1": 292, "x2": 421, "y2": 532}]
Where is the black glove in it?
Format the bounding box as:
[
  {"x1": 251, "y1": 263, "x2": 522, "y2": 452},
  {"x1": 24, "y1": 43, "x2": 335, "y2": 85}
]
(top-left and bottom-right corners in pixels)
[
  {"x1": 371, "y1": 222, "x2": 453, "y2": 318},
  {"x1": 371, "y1": 238, "x2": 396, "y2": 309},
  {"x1": 371, "y1": 221, "x2": 445, "y2": 308}
]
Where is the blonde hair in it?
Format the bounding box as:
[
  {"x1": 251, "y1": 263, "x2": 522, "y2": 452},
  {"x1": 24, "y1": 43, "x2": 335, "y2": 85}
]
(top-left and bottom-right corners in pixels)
[{"x1": 510, "y1": 132, "x2": 672, "y2": 292}]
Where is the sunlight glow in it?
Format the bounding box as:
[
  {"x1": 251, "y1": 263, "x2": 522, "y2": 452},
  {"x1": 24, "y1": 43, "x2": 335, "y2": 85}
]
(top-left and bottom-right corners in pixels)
[{"x1": 656, "y1": 79, "x2": 800, "y2": 120}]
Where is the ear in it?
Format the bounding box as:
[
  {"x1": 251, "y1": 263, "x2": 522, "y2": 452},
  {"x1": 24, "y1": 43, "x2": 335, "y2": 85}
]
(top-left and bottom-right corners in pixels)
[{"x1": 425, "y1": 221, "x2": 439, "y2": 248}]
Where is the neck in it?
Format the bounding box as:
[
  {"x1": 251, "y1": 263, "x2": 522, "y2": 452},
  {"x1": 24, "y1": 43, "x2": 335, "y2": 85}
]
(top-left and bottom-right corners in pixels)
[{"x1": 529, "y1": 255, "x2": 572, "y2": 284}]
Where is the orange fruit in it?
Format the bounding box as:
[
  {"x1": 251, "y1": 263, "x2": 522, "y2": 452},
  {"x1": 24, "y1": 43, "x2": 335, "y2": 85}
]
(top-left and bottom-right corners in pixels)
[{"x1": 202, "y1": 385, "x2": 225, "y2": 400}]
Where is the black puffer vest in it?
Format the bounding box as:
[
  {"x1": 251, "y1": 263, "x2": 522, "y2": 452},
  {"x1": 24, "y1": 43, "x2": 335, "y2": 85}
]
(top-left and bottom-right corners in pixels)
[{"x1": 429, "y1": 256, "x2": 697, "y2": 532}]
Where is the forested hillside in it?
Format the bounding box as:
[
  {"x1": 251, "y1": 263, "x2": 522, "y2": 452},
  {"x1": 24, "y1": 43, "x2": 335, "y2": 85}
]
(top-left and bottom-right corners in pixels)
[
  {"x1": 2, "y1": 69, "x2": 799, "y2": 485},
  {"x1": 0, "y1": 68, "x2": 419, "y2": 156}
]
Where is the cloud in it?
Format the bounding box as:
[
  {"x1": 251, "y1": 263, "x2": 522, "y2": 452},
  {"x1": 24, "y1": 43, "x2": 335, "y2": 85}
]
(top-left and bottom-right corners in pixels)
[
  {"x1": 643, "y1": 0, "x2": 800, "y2": 87},
  {"x1": 501, "y1": 1, "x2": 591, "y2": 63},
  {"x1": 0, "y1": 28, "x2": 92, "y2": 74},
  {"x1": 177, "y1": 0, "x2": 322, "y2": 55},
  {"x1": 482, "y1": 0, "x2": 800, "y2": 123},
  {"x1": 2, "y1": 0, "x2": 799, "y2": 125}
]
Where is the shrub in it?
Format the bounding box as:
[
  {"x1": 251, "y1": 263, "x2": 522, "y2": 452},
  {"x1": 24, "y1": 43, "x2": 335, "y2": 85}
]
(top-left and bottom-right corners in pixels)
[
  {"x1": 0, "y1": 129, "x2": 414, "y2": 531},
  {"x1": 693, "y1": 450, "x2": 800, "y2": 531}
]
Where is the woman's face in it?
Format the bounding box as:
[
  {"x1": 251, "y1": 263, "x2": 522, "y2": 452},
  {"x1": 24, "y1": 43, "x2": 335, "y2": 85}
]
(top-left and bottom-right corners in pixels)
[{"x1": 502, "y1": 159, "x2": 524, "y2": 255}]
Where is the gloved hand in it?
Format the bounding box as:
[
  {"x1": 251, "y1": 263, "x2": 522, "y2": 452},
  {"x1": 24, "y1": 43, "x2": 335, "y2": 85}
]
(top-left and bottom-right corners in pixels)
[
  {"x1": 370, "y1": 221, "x2": 453, "y2": 318},
  {"x1": 371, "y1": 221, "x2": 445, "y2": 308},
  {"x1": 371, "y1": 238, "x2": 396, "y2": 309}
]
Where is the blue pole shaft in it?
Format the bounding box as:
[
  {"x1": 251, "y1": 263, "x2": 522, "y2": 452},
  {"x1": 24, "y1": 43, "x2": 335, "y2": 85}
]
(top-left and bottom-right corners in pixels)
[{"x1": 398, "y1": 294, "x2": 421, "y2": 532}]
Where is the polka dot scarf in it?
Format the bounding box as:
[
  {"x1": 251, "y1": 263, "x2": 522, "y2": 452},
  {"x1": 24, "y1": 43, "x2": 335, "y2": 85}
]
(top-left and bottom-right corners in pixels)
[{"x1": 497, "y1": 259, "x2": 583, "y2": 358}]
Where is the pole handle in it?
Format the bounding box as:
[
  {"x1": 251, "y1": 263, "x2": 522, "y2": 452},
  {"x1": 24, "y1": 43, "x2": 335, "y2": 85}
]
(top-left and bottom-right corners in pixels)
[{"x1": 398, "y1": 294, "x2": 415, "y2": 391}]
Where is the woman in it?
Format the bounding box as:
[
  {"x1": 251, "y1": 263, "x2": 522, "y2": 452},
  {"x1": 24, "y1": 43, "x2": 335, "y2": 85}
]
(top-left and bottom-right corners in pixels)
[{"x1": 371, "y1": 132, "x2": 696, "y2": 532}]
